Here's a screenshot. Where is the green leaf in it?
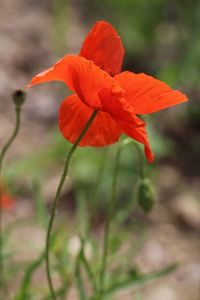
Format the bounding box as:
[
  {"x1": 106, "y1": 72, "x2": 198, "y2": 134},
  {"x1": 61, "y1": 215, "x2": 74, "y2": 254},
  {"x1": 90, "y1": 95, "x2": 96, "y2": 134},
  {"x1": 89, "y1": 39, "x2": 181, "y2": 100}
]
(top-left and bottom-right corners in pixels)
[
  {"x1": 104, "y1": 263, "x2": 178, "y2": 297},
  {"x1": 75, "y1": 251, "x2": 88, "y2": 300},
  {"x1": 42, "y1": 286, "x2": 68, "y2": 300},
  {"x1": 14, "y1": 252, "x2": 45, "y2": 300}
]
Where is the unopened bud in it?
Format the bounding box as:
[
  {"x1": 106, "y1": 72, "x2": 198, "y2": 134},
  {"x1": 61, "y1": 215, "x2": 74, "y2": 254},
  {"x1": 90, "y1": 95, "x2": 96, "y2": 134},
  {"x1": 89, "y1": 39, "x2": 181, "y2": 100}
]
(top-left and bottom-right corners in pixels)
[
  {"x1": 12, "y1": 90, "x2": 26, "y2": 107},
  {"x1": 137, "y1": 178, "x2": 155, "y2": 213}
]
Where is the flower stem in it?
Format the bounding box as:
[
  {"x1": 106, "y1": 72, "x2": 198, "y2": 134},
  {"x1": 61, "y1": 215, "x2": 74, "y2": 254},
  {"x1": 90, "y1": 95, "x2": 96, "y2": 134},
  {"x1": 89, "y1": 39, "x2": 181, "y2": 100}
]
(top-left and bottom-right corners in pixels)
[
  {"x1": 98, "y1": 138, "x2": 146, "y2": 298},
  {"x1": 0, "y1": 106, "x2": 22, "y2": 291},
  {"x1": 79, "y1": 235, "x2": 97, "y2": 293},
  {"x1": 45, "y1": 109, "x2": 98, "y2": 300},
  {"x1": 121, "y1": 138, "x2": 146, "y2": 179},
  {"x1": 98, "y1": 145, "x2": 121, "y2": 297},
  {"x1": 92, "y1": 148, "x2": 108, "y2": 226}
]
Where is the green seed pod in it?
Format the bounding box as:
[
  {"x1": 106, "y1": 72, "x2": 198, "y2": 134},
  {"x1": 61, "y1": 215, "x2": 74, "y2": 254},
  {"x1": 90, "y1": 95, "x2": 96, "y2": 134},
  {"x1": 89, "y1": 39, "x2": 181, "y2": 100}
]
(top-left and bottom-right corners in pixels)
[
  {"x1": 137, "y1": 178, "x2": 155, "y2": 213},
  {"x1": 12, "y1": 89, "x2": 26, "y2": 107}
]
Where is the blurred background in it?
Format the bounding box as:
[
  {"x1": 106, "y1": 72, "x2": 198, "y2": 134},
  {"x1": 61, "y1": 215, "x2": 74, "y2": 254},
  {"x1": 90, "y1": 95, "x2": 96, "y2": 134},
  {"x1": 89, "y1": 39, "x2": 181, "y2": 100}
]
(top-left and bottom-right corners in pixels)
[{"x1": 0, "y1": 0, "x2": 200, "y2": 299}]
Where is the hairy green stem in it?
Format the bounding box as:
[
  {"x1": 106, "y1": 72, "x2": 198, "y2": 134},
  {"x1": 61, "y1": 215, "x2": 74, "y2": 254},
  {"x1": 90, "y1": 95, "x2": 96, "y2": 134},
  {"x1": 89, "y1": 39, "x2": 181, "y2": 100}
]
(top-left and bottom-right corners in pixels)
[
  {"x1": 45, "y1": 110, "x2": 98, "y2": 300},
  {"x1": 0, "y1": 106, "x2": 21, "y2": 291}
]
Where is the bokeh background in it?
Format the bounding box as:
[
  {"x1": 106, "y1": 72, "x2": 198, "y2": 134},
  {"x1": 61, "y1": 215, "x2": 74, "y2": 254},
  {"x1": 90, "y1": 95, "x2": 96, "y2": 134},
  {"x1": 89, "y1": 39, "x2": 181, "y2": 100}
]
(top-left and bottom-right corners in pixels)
[{"x1": 0, "y1": 0, "x2": 200, "y2": 299}]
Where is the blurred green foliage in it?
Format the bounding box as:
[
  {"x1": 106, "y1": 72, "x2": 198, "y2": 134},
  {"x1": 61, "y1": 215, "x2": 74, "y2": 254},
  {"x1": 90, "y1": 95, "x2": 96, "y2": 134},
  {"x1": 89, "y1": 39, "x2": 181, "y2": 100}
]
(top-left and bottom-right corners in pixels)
[
  {"x1": 1, "y1": 1, "x2": 199, "y2": 298},
  {"x1": 85, "y1": 0, "x2": 200, "y2": 86}
]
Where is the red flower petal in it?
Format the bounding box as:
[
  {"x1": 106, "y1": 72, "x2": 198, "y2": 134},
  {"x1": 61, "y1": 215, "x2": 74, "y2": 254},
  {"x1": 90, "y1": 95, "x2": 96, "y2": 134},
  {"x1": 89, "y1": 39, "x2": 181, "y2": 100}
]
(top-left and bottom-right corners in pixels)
[
  {"x1": 120, "y1": 123, "x2": 154, "y2": 162},
  {"x1": 98, "y1": 86, "x2": 153, "y2": 161},
  {"x1": 0, "y1": 182, "x2": 15, "y2": 210},
  {"x1": 115, "y1": 71, "x2": 188, "y2": 114},
  {"x1": 0, "y1": 193, "x2": 15, "y2": 210},
  {"x1": 28, "y1": 55, "x2": 115, "y2": 110},
  {"x1": 99, "y1": 86, "x2": 144, "y2": 125},
  {"x1": 80, "y1": 21, "x2": 124, "y2": 75},
  {"x1": 59, "y1": 94, "x2": 121, "y2": 146}
]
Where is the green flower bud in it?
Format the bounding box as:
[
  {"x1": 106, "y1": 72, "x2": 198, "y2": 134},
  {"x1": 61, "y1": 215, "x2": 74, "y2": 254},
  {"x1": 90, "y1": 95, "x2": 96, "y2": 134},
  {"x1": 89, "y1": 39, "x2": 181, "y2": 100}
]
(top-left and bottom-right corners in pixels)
[
  {"x1": 137, "y1": 178, "x2": 155, "y2": 213},
  {"x1": 12, "y1": 90, "x2": 26, "y2": 107}
]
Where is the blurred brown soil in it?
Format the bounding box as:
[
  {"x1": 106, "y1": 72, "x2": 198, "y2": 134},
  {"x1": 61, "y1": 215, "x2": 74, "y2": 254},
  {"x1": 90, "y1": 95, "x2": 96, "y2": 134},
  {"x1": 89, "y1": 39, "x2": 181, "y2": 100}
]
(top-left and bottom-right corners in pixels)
[{"x1": 0, "y1": 0, "x2": 200, "y2": 299}]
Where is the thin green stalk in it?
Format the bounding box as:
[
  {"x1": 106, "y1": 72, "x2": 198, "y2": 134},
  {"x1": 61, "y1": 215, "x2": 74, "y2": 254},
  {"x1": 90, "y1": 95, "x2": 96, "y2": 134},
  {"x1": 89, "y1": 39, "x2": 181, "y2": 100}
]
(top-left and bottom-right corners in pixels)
[
  {"x1": 42, "y1": 286, "x2": 68, "y2": 300},
  {"x1": 79, "y1": 236, "x2": 97, "y2": 293},
  {"x1": 81, "y1": 250, "x2": 96, "y2": 291},
  {"x1": 98, "y1": 138, "x2": 146, "y2": 298},
  {"x1": 0, "y1": 108, "x2": 21, "y2": 170},
  {"x1": 98, "y1": 145, "x2": 121, "y2": 297},
  {"x1": 92, "y1": 148, "x2": 108, "y2": 226},
  {"x1": 93, "y1": 148, "x2": 108, "y2": 204},
  {"x1": 0, "y1": 105, "x2": 22, "y2": 291},
  {"x1": 45, "y1": 109, "x2": 98, "y2": 300},
  {"x1": 75, "y1": 247, "x2": 87, "y2": 300},
  {"x1": 15, "y1": 251, "x2": 45, "y2": 300},
  {"x1": 121, "y1": 138, "x2": 145, "y2": 179},
  {"x1": 132, "y1": 143, "x2": 145, "y2": 179}
]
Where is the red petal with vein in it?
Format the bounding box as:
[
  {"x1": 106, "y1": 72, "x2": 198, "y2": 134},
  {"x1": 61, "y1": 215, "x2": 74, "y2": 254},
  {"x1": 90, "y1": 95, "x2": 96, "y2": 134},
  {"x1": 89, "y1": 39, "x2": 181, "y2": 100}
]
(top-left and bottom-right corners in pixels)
[
  {"x1": 99, "y1": 86, "x2": 144, "y2": 128},
  {"x1": 80, "y1": 21, "x2": 124, "y2": 75},
  {"x1": 59, "y1": 94, "x2": 121, "y2": 146},
  {"x1": 115, "y1": 71, "x2": 188, "y2": 114},
  {"x1": 121, "y1": 123, "x2": 154, "y2": 162},
  {"x1": 98, "y1": 86, "x2": 153, "y2": 161},
  {"x1": 28, "y1": 55, "x2": 115, "y2": 110}
]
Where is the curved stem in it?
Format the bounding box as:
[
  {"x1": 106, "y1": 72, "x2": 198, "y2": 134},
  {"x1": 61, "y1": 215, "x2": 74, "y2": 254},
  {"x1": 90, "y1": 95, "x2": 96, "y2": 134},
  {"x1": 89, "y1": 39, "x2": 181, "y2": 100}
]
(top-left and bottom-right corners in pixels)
[
  {"x1": 79, "y1": 235, "x2": 97, "y2": 293},
  {"x1": 121, "y1": 138, "x2": 146, "y2": 179},
  {"x1": 45, "y1": 109, "x2": 98, "y2": 300},
  {"x1": 92, "y1": 148, "x2": 108, "y2": 227},
  {"x1": 98, "y1": 138, "x2": 146, "y2": 298},
  {"x1": 132, "y1": 143, "x2": 145, "y2": 179},
  {"x1": 0, "y1": 107, "x2": 21, "y2": 290},
  {"x1": 99, "y1": 146, "x2": 121, "y2": 296}
]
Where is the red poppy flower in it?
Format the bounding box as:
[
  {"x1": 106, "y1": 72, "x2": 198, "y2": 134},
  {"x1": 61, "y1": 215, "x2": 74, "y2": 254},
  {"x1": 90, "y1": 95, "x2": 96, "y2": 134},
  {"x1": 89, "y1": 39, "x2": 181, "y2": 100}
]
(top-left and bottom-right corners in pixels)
[
  {"x1": 0, "y1": 193, "x2": 15, "y2": 210},
  {"x1": 28, "y1": 21, "x2": 187, "y2": 162},
  {"x1": 0, "y1": 184, "x2": 15, "y2": 210}
]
